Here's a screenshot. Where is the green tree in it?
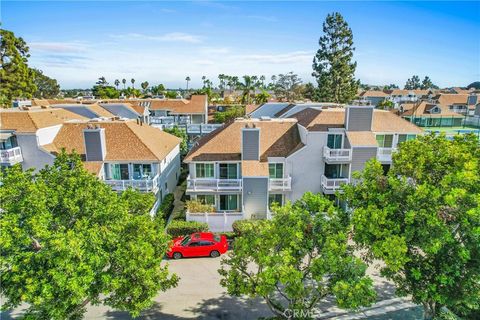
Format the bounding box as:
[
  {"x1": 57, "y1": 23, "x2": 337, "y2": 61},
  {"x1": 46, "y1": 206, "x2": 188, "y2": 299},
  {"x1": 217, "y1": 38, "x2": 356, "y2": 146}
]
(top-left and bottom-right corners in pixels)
[
  {"x1": 341, "y1": 134, "x2": 480, "y2": 319},
  {"x1": 238, "y1": 75, "x2": 257, "y2": 104},
  {"x1": 131, "y1": 78, "x2": 135, "y2": 89},
  {"x1": 96, "y1": 76, "x2": 108, "y2": 87},
  {"x1": 114, "y1": 79, "x2": 120, "y2": 90},
  {"x1": 151, "y1": 84, "x2": 166, "y2": 96},
  {"x1": 0, "y1": 152, "x2": 178, "y2": 319},
  {"x1": 254, "y1": 89, "x2": 270, "y2": 104},
  {"x1": 164, "y1": 91, "x2": 178, "y2": 99},
  {"x1": 0, "y1": 28, "x2": 37, "y2": 107},
  {"x1": 404, "y1": 75, "x2": 421, "y2": 90},
  {"x1": 185, "y1": 76, "x2": 191, "y2": 91},
  {"x1": 376, "y1": 99, "x2": 394, "y2": 110},
  {"x1": 274, "y1": 72, "x2": 303, "y2": 101},
  {"x1": 32, "y1": 68, "x2": 60, "y2": 98},
  {"x1": 141, "y1": 81, "x2": 149, "y2": 93},
  {"x1": 213, "y1": 105, "x2": 245, "y2": 123},
  {"x1": 219, "y1": 193, "x2": 376, "y2": 318},
  {"x1": 92, "y1": 85, "x2": 119, "y2": 99},
  {"x1": 312, "y1": 12, "x2": 359, "y2": 103},
  {"x1": 420, "y1": 76, "x2": 438, "y2": 90},
  {"x1": 163, "y1": 126, "x2": 188, "y2": 156},
  {"x1": 122, "y1": 78, "x2": 127, "y2": 89}
]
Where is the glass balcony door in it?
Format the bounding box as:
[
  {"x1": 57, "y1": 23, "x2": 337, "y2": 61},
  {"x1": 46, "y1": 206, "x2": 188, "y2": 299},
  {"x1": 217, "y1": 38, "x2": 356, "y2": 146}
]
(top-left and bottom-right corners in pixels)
[
  {"x1": 327, "y1": 134, "x2": 343, "y2": 149},
  {"x1": 219, "y1": 163, "x2": 238, "y2": 179}
]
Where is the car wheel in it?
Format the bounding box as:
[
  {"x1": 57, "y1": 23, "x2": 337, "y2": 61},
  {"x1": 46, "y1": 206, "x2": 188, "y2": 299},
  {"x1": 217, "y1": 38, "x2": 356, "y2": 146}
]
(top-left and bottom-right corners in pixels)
[
  {"x1": 210, "y1": 250, "x2": 220, "y2": 258},
  {"x1": 172, "y1": 252, "x2": 182, "y2": 260}
]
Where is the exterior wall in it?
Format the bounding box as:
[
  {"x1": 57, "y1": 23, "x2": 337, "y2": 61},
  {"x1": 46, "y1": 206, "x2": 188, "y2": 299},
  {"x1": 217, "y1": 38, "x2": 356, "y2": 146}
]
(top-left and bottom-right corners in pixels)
[
  {"x1": 242, "y1": 129, "x2": 260, "y2": 160},
  {"x1": 158, "y1": 145, "x2": 181, "y2": 198},
  {"x1": 242, "y1": 177, "x2": 268, "y2": 219},
  {"x1": 83, "y1": 129, "x2": 106, "y2": 161},
  {"x1": 350, "y1": 147, "x2": 378, "y2": 175},
  {"x1": 345, "y1": 107, "x2": 373, "y2": 131},
  {"x1": 191, "y1": 114, "x2": 204, "y2": 124},
  {"x1": 16, "y1": 134, "x2": 55, "y2": 171},
  {"x1": 285, "y1": 131, "x2": 326, "y2": 201},
  {"x1": 365, "y1": 97, "x2": 386, "y2": 106},
  {"x1": 37, "y1": 125, "x2": 62, "y2": 146}
]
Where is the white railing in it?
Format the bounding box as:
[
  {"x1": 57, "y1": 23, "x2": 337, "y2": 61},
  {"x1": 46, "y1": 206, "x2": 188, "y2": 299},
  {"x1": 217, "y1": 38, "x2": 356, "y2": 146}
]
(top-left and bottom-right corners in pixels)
[
  {"x1": 321, "y1": 175, "x2": 349, "y2": 193},
  {"x1": 0, "y1": 147, "x2": 23, "y2": 165},
  {"x1": 104, "y1": 174, "x2": 159, "y2": 193},
  {"x1": 150, "y1": 116, "x2": 191, "y2": 125},
  {"x1": 186, "y1": 176, "x2": 242, "y2": 192},
  {"x1": 323, "y1": 146, "x2": 352, "y2": 162},
  {"x1": 269, "y1": 176, "x2": 292, "y2": 191},
  {"x1": 187, "y1": 211, "x2": 244, "y2": 232},
  {"x1": 186, "y1": 124, "x2": 222, "y2": 135},
  {"x1": 377, "y1": 147, "x2": 396, "y2": 162}
]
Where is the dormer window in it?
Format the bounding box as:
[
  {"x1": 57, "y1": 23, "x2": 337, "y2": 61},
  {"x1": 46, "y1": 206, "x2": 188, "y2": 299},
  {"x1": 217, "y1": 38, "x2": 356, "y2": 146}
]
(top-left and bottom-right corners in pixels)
[{"x1": 430, "y1": 106, "x2": 441, "y2": 114}]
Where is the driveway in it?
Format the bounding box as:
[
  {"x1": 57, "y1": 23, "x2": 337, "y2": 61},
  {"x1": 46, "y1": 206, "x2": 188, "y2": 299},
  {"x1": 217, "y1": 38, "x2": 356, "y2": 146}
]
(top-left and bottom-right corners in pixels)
[{"x1": 2, "y1": 256, "x2": 421, "y2": 319}]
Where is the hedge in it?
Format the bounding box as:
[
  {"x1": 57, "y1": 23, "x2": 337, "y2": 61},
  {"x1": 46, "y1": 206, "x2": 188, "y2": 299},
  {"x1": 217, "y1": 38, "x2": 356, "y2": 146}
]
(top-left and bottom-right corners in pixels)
[
  {"x1": 158, "y1": 193, "x2": 175, "y2": 218},
  {"x1": 166, "y1": 220, "x2": 209, "y2": 238}
]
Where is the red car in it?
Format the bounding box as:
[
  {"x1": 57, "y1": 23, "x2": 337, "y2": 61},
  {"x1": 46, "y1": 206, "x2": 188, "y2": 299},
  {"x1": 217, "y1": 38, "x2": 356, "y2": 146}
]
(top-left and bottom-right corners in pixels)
[{"x1": 167, "y1": 232, "x2": 228, "y2": 259}]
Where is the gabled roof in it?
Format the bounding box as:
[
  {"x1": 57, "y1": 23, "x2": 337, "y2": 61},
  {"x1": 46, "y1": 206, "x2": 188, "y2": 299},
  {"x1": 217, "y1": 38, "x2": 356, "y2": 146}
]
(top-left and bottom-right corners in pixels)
[
  {"x1": 0, "y1": 109, "x2": 88, "y2": 133},
  {"x1": 401, "y1": 101, "x2": 463, "y2": 118},
  {"x1": 436, "y1": 94, "x2": 469, "y2": 106},
  {"x1": 47, "y1": 120, "x2": 181, "y2": 161},
  {"x1": 184, "y1": 118, "x2": 303, "y2": 162},
  {"x1": 359, "y1": 90, "x2": 388, "y2": 98}
]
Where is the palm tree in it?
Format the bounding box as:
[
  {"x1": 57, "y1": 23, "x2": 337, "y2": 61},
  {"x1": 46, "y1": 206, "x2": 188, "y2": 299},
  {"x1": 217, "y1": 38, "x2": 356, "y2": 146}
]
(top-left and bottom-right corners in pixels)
[
  {"x1": 141, "y1": 81, "x2": 149, "y2": 93},
  {"x1": 96, "y1": 76, "x2": 108, "y2": 87},
  {"x1": 239, "y1": 75, "x2": 257, "y2": 104},
  {"x1": 114, "y1": 79, "x2": 120, "y2": 90},
  {"x1": 131, "y1": 78, "x2": 135, "y2": 89},
  {"x1": 201, "y1": 76, "x2": 206, "y2": 88},
  {"x1": 185, "y1": 76, "x2": 191, "y2": 91},
  {"x1": 260, "y1": 75, "x2": 266, "y2": 89},
  {"x1": 122, "y1": 78, "x2": 127, "y2": 90}
]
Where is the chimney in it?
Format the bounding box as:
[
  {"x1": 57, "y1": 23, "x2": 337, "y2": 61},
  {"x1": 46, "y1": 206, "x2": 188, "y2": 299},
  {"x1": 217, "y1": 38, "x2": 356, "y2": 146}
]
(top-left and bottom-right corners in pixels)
[
  {"x1": 344, "y1": 105, "x2": 374, "y2": 131},
  {"x1": 241, "y1": 125, "x2": 260, "y2": 161},
  {"x1": 83, "y1": 127, "x2": 106, "y2": 161}
]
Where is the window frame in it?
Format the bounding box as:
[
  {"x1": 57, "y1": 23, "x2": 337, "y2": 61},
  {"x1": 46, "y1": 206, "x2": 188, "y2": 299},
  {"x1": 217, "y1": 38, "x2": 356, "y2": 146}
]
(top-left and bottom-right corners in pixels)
[
  {"x1": 219, "y1": 194, "x2": 239, "y2": 211},
  {"x1": 195, "y1": 163, "x2": 215, "y2": 178},
  {"x1": 268, "y1": 163, "x2": 284, "y2": 179}
]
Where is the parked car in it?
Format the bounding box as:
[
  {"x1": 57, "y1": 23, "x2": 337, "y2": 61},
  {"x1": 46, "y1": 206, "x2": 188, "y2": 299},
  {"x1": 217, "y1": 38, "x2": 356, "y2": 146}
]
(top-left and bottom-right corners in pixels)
[{"x1": 167, "y1": 232, "x2": 228, "y2": 259}]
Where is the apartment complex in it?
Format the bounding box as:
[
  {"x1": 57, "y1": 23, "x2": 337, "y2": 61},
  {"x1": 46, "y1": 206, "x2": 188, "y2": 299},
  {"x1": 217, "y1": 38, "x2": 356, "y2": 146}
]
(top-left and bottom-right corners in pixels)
[
  {"x1": 0, "y1": 109, "x2": 181, "y2": 212},
  {"x1": 184, "y1": 105, "x2": 422, "y2": 231}
]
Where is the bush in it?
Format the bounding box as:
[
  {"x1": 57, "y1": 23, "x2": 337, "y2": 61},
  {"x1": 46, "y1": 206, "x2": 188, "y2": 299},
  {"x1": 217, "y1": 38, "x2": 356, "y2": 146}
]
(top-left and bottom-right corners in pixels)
[
  {"x1": 232, "y1": 219, "x2": 263, "y2": 237},
  {"x1": 166, "y1": 220, "x2": 209, "y2": 238},
  {"x1": 158, "y1": 193, "x2": 175, "y2": 218},
  {"x1": 186, "y1": 200, "x2": 215, "y2": 213},
  {"x1": 213, "y1": 105, "x2": 245, "y2": 123}
]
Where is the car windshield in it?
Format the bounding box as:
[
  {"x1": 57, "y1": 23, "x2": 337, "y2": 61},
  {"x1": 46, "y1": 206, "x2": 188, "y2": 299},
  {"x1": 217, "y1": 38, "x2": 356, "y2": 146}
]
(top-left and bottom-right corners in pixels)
[{"x1": 180, "y1": 236, "x2": 191, "y2": 246}]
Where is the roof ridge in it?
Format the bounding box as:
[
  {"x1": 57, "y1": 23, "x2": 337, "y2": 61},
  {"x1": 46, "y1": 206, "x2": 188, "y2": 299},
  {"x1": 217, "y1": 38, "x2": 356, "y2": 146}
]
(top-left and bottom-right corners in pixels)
[{"x1": 123, "y1": 122, "x2": 158, "y2": 160}]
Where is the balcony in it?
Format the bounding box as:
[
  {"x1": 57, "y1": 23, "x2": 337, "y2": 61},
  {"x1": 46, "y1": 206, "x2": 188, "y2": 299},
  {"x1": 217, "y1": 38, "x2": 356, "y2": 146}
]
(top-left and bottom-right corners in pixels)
[
  {"x1": 323, "y1": 146, "x2": 352, "y2": 163},
  {"x1": 187, "y1": 211, "x2": 244, "y2": 232},
  {"x1": 377, "y1": 147, "x2": 396, "y2": 162},
  {"x1": 186, "y1": 124, "x2": 223, "y2": 135},
  {"x1": 104, "y1": 174, "x2": 159, "y2": 193},
  {"x1": 186, "y1": 176, "x2": 242, "y2": 192},
  {"x1": 0, "y1": 147, "x2": 23, "y2": 165},
  {"x1": 321, "y1": 175, "x2": 349, "y2": 194},
  {"x1": 269, "y1": 176, "x2": 292, "y2": 191}
]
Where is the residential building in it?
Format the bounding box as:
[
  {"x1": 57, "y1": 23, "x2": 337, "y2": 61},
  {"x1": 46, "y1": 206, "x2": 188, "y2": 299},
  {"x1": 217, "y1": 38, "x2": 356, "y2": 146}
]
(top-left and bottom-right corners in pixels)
[
  {"x1": 0, "y1": 109, "x2": 181, "y2": 212},
  {"x1": 357, "y1": 90, "x2": 388, "y2": 106},
  {"x1": 398, "y1": 101, "x2": 465, "y2": 127},
  {"x1": 435, "y1": 93, "x2": 478, "y2": 116},
  {"x1": 184, "y1": 106, "x2": 422, "y2": 231}
]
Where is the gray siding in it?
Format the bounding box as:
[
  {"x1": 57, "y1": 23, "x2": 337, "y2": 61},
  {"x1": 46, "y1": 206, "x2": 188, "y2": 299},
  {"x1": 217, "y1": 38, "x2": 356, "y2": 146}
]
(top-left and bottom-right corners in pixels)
[
  {"x1": 242, "y1": 177, "x2": 268, "y2": 219},
  {"x1": 350, "y1": 147, "x2": 378, "y2": 175},
  {"x1": 83, "y1": 129, "x2": 106, "y2": 161},
  {"x1": 191, "y1": 114, "x2": 205, "y2": 124},
  {"x1": 242, "y1": 129, "x2": 260, "y2": 160},
  {"x1": 346, "y1": 107, "x2": 373, "y2": 131}
]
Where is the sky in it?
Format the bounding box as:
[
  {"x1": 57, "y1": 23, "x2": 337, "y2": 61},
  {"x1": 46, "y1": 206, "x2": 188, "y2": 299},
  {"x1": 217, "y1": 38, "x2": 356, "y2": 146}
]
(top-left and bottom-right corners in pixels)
[{"x1": 1, "y1": 1, "x2": 479, "y2": 89}]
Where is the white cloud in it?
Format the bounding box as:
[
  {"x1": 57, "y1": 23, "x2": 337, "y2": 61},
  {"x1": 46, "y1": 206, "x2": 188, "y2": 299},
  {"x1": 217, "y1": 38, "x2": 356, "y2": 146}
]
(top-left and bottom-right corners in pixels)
[
  {"x1": 29, "y1": 41, "x2": 88, "y2": 53},
  {"x1": 199, "y1": 46, "x2": 230, "y2": 54},
  {"x1": 110, "y1": 32, "x2": 203, "y2": 43}
]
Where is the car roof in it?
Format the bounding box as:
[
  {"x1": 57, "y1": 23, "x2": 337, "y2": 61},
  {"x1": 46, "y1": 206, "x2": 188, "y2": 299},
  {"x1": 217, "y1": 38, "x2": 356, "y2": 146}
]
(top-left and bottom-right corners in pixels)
[{"x1": 191, "y1": 232, "x2": 216, "y2": 241}]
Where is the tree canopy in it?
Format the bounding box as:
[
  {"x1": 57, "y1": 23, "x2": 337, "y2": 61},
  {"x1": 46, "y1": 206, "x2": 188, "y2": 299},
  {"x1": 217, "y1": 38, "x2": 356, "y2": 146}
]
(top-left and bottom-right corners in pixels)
[
  {"x1": 0, "y1": 152, "x2": 178, "y2": 318},
  {"x1": 32, "y1": 68, "x2": 60, "y2": 98},
  {"x1": 312, "y1": 12, "x2": 359, "y2": 103},
  {"x1": 219, "y1": 192, "x2": 376, "y2": 319},
  {"x1": 341, "y1": 134, "x2": 480, "y2": 319},
  {"x1": 163, "y1": 126, "x2": 188, "y2": 156}
]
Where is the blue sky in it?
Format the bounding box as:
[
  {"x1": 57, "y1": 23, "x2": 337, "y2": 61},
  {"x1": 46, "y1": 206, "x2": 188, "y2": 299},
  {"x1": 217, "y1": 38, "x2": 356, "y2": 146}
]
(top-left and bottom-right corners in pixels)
[{"x1": 2, "y1": 1, "x2": 479, "y2": 89}]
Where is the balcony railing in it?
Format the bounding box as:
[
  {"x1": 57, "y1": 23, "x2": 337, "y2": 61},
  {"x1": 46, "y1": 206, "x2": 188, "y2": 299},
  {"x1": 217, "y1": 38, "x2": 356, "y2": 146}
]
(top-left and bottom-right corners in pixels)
[
  {"x1": 150, "y1": 116, "x2": 191, "y2": 125},
  {"x1": 269, "y1": 176, "x2": 292, "y2": 191},
  {"x1": 377, "y1": 147, "x2": 396, "y2": 162},
  {"x1": 186, "y1": 124, "x2": 222, "y2": 135},
  {"x1": 0, "y1": 147, "x2": 23, "y2": 165},
  {"x1": 321, "y1": 175, "x2": 349, "y2": 193},
  {"x1": 323, "y1": 146, "x2": 352, "y2": 162},
  {"x1": 186, "y1": 176, "x2": 242, "y2": 192},
  {"x1": 187, "y1": 211, "x2": 244, "y2": 232},
  {"x1": 104, "y1": 174, "x2": 159, "y2": 193}
]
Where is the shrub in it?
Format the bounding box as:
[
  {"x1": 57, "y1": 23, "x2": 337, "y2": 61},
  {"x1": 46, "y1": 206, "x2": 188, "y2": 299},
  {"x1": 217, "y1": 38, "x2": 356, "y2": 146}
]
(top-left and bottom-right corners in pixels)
[
  {"x1": 166, "y1": 220, "x2": 209, "y2": 238},
  {"x1": 231, "y1": 219, "x2": 263, "y2": 237},
  {"x1": 158, "y1": 193, "x2": 175, "y2": 218},
  {"x1": 186, "y1": 200, "x2": 215, "y2": 213}
]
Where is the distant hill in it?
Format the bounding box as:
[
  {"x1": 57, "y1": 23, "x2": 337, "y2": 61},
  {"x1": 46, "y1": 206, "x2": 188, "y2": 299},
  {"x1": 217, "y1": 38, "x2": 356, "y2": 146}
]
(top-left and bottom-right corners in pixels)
[{"x1": 467, "y1": 81, "x2": 480, "y2": 89}]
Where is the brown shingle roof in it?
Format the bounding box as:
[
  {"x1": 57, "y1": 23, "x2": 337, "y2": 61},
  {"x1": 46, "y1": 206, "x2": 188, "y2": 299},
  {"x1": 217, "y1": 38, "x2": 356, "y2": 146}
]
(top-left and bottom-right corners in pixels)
[
  {"x1": 83, "y1": 161, "x2": 103, "y2": 176},
  {"x1": 372, "y1": 110, "x2": 423, "y2": 133},
  {"x1": 48, "y1": 120, "x2": 181, "y2": 161},
  {"x1": 400, "y1": 101, "x2": 463, "y2": 118},
  {"x1": 127, "y1": 94, "x2": 207, "y2": 115},
  {"x1": 184, "y1": 118, "x2": 302, "y2": 162},
  {"x1": 359, "y1": 90, "x2": 388, "y2": 98},
  {"x1": 0, "y1": 109, "x2": 88, "y2": 133},
  {"x1": 436, "y1": 94, "x2": 469, "y2": 106},
  {"x1": 87, "y1": 104, "x2": 115, "y2": 118},
  {"x1": 241, "y1": 160, "x2": 269, "y2": 177},
  {"x1": 346, "y1": 131, "x2": 377, "y2": 147}
]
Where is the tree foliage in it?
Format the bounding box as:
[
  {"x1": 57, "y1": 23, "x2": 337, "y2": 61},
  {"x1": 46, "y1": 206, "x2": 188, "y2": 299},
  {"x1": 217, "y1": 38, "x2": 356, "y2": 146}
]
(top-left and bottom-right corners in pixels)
[
  {"x1": 219, "y1": 192, "x2": 376, "y2": 319},
  {"x1": 213, "y1": 105, "x2": 245, "y2": 123},
  {"x1": 32, "y1": 68, "x2": 60, "y2": 98},
  {"x1": 0, "y1": 152, "x2": 178, "y2": 318},
  {"x1": 341, "y1": 134, "x2": 480, "y2": 319},
  {"x1": 376, "y1": 99, "x2": 394, "y2": 110},
  {"x1": 274, "y1": 72, "x2": 303, "y2": 102},
  {"x1": 312, "y1": 12, "x2": 359, "y2": 103},
  {"x1": 163, "y1": 125, "x2": 188, "y2": 155},
  {"x1": 404, "y1": 75, "x2": 438, "y2": 90},
  {"x1": 0, "y1": 28, "x2": 37, "y2": 107}
]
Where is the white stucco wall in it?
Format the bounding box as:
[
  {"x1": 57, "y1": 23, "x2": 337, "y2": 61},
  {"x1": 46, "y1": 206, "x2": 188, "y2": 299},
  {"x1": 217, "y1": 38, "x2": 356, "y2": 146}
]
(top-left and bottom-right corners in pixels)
[
  {"x1": 37, "y1": 125, "x2": 62, "y2": 146},
  {"x1": 158, "y1": 145, "x2": 181, "y2": 198}
]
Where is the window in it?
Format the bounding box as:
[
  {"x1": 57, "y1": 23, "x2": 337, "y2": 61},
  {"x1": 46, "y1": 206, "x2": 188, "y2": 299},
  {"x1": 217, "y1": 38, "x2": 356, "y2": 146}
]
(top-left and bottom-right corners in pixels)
[
  {"x1": 133, "y1": 164, "x2": 152, "y2": 179},
  {"x1": 188, "y1": 242, "x2": 200, "y2": 247},
  {"x1": 376, "y1": 134, "x2": 393, "y2": 148},
  {"x1": 196, "y1": 163, "x2": 215, "y2": 178},
  {"x1": 0, "y1": 136, "x2": 17, "y2": 150},
  {"x1": 197, "y1": 195, "x2": 215, "y2": 205},
  {"x1": 269, "y1": 163, "x2": 283, "y2": 179},
  {"x1": 110, "y1": 163, "x2": 129, "y2": 180},
  {"x1": 219, "y1": 163, "x2": 238, "y2": 179},
  {"x1": 199, "y1": 241, "x2": 214, "y2": 246},
  {"x1": 269, "y1": 194, "x2": 283, "y2": 209},
  {"x1": 397, "y1": 134, "x2": 416, "y2": 144},
  {"x1": 327, "y1": 134, "x2": 342, "y2": 149},
  {"x1": 219, "y1": 194, "x2": 239, "y2": 211}
]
